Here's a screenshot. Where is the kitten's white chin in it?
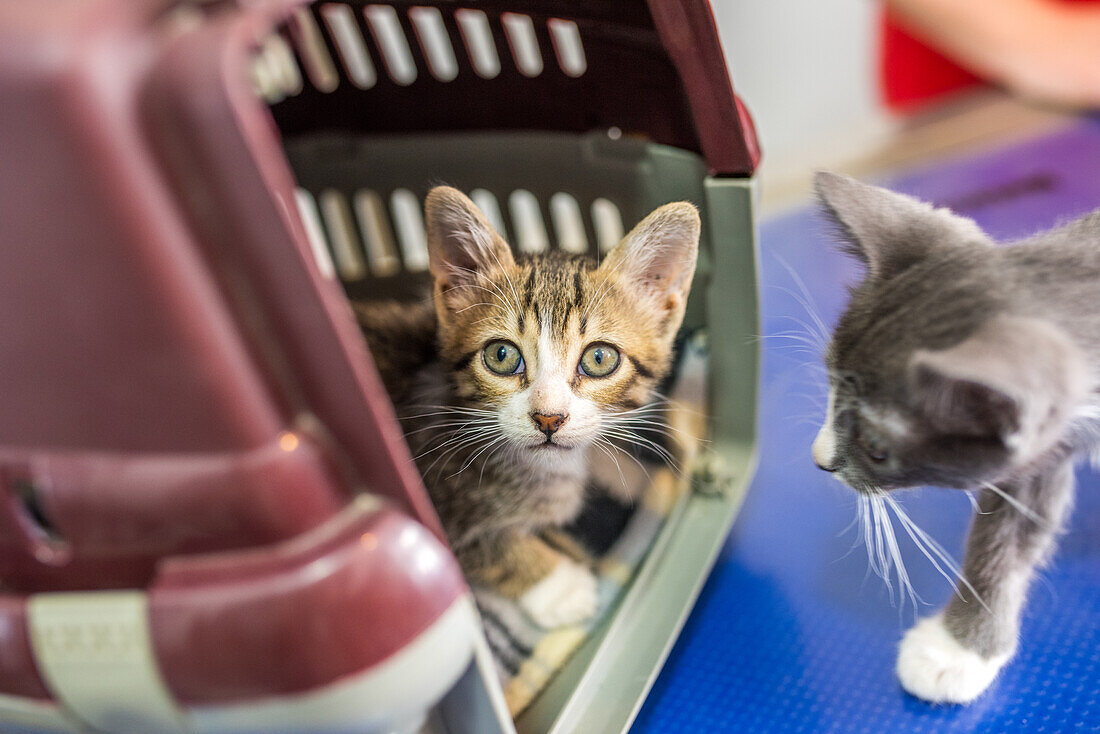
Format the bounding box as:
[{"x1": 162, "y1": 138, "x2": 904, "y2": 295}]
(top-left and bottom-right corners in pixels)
[
  {"x1": 519, "y1": 441, "x2": 588, "y2": 474},
  {"x1": 529, "y1": 441, "x2": 573, "y2": 451},
  {"x1": 897, "y1": 615, "x2": 1010, "y2": 704}
]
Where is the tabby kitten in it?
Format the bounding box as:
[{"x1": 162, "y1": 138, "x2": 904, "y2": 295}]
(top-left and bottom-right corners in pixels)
[
  {"x1": 812, "y1": 172, "x2": 1099, "y2": 704},
  {"x1": 359, "y1": 187, "x2": 700, "y2": 627}
]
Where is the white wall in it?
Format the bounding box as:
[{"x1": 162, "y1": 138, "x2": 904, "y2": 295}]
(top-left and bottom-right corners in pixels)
[{"x1": 711, "y1": 1, "x2": 895, "y2": 191}]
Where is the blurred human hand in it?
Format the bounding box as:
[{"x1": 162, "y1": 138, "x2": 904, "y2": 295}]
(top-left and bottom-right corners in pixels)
[
  {"x1": 888, "y1": 0, "x2": 1100, "y2": 109},
  {"x1": 999, "y1": 4, "x2": 1100, "y2": 108}
]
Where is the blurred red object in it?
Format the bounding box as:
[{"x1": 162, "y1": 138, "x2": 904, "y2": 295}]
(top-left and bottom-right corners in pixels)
[
  {"x1": 880, "y1": 8, "x2": 982, "y2": 111},
  {"x1": 881, "y1": 0, "x2": 1096, "y2": 111}
]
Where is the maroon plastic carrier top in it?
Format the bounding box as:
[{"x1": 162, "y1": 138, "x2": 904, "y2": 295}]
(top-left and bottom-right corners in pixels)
[
  {"x1": 0, "y1": 0, "x2": 757, "y2": 713},
  {"x1": 272, "y1": 0, "x2": 760, "y2": 177}
]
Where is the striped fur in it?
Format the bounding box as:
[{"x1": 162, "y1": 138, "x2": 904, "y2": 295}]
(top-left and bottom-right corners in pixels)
[{"x1": 359, "y1": 187, "x2": 700, "y2": 616}]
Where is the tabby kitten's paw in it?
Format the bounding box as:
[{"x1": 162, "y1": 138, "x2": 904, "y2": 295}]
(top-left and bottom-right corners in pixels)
[
  {"x1": 897, "y1": 615, "x2": 1010, "y2": 704},
  {"x1": 518, "y1": 559, "x2": 598, "y2": 628}
]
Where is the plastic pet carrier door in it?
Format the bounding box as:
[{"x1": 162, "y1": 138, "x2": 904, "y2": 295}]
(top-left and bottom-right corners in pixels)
[{"x1": 0, "y1": 1, "x2": 760, "y2": 732}]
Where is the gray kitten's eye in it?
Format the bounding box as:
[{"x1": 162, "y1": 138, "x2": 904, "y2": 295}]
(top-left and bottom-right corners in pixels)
[
  {"x1": 579, "y1": 343, "x2": 620, "y2": 377},
  {"x1": 483, "y1": 340, "x2": 524, "y2": 375},
  {"x1": 858, "y1": 432, "x2": 889, "y2": 463}
]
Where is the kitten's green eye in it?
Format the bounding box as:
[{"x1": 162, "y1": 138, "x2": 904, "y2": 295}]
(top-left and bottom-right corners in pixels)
[
  {"x1": 483, "y1": 340, "x2": 524, "y2": 375},
  {"x1": 579, "y1": 343, "x2": 620, "y2": 377}
]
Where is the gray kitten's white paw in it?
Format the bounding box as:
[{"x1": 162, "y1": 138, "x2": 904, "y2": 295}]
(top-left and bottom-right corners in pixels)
[
  {"x1": 897, "y1": 615, "x2": 1010, "y2": 704},
  {"x1": 519, "y1": 559, "x2": 597, "y2": 628}
]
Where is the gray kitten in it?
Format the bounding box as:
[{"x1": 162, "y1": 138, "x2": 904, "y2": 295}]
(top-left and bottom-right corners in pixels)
[{"x1": 811, "y1": 172, "x2": 1098, "y2": 703}]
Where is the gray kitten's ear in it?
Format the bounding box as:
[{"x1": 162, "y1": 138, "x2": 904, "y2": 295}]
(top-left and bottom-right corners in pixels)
[
  {"x1": 908, "y1": 316, "x2": 1088, "y2": 458},
  {"x1": 814, "y1": 171, "x2": 990, "y2": 280},
  {"x1": 425, "y1": 186, "x2": 515, "y2": 302},
  {"x1": 599, "y1": 202, "x2": 700, "y2": 321}
]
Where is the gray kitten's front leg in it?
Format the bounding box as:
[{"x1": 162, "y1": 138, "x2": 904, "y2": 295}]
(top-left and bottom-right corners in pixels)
[{"x1": 897, "y1": 461, "x2": 1075, "y2": 703}]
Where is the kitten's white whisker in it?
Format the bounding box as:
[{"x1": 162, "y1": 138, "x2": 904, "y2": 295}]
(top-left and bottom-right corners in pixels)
[
  {"x1": 607, "y1": 412, "x2": 687, "y2": 429},
  {"x1": 477, "y1": 440, "x2": 512, "y2": 487},
  {"x1": 604, "y1": 418, "x2": 688, "y2": 443},
  {"x1": 482, "y1": 244, "x2": 524, "y2": 318},
  {"x1": 412, "y1": 428, "x2": 488, "y2": 461},
  {"x1": 401, "y1": 419, "x2": 497, "y2": 437},
  {"x1": 879, "y1": 497, "x2": 921, "y2": 614},
  {"x1": 410, "y1": 414, "x2": 497, "y2": 422},
  {"x1": 837, "y1": 498, "x2": 863, "y2": 539},
  {"x1": 451, "y1": 434, "x2": 509, "y2": 479},
  {"x1": 759, "y1": 332, "x2": 829, "y2": 350},
  {"x1": 890, "y1": 505, "x2": 965, "y2": 600},
  {"x1": 401, "y1": 411, "x2": 495, "y2": 420},
  {"x1": 834, "y1": 498, "x2": 871, "y2": 564},
  {"x1": 593, "y1": 438, "x2": 629, "y2": 490},
  {"x1": 403, "y1": 403, "x2": 496, "y2": 411},
  {"x1": 602, "y1": 429, "x2": 679, "y2": 469},
  {"x1": 584, "y1": 247, "x2": 636, "y2": 320},
  {"x1": 418, "y1": 432, "x2": 495, "y2": 474},
  {"x1": 979, "y1": 481, "x2": 1050, "y2": 527},
  {"x1": 607, "y1": 406, "x2": 682, "y2": 418},
  {"x1": 424, "y1": 436, "x2": 496, "y2": 480},
  {"x1": 765, "y1": 303, "x2": 829, "y2": 349},
  {"x1": 773, "y1": 254, "x2": 833, "y2": 345},
  {"x1": 400, "y1": 406, "x2": 497, "y2": 420},
  {"x1": 870, "y1": 497, "x2": 895, "y2": 602},
  {"x1": 643, "y1": 395, "x2": 709, "y2": 422},
  {"x1": 964, "y1": 489, "x2": 993, "y2": 515},
  {"x1": 887, "y1": 496, "x2": 992, "y2": 615},
  {"x1": 860, "y1": 496, "x2": 876, "y2": 582},
  {"x1": 602, "y1": 425, "x2": 675, "y2": 450},
  {"x1": 965, "y1": 489, "x2": 980, "y2": 513},
  {"x1": 598, "y1": 437, "x2": 652, "y2": 480},
  {"x1": 454, "y1": 301, "x2": 509, "y2": 315},
  {"x1": 443, "y1": 274, "x2": 514, "y2": 311},
  {"x1": 411, "y1": 430, "x2": 471, "y2": 460},
  {"x1": 401, "y1": 420, "x2": 497, "y2": 434},
  {"x1": 445, "y1": 267, "x2": 520, "y2": 322}
]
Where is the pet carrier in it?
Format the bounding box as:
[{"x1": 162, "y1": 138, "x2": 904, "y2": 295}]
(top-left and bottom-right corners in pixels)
[{"x1": 0, "y1": 0, "x2": 760, "y2": 732}]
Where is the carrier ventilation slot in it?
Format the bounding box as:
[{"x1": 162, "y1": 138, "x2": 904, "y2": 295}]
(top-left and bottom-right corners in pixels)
[
  {"x1": 354, "y1": 190, "x2": 403, "y2": 276},
  {"x1": 549, "y1": 193, "x2": 588, "y2": 254},
  {"x1": 283, "y1": 4, "x2": 588, "y2": 93},
  {"x1": 365, "y1": 5, "x2": 418, "y2": 86},
  {"x1": 320, "y1": 189, "x2": 368, "y2": 281},
  {"x1": 592, "y1": 198, "x2": 625, "y2": 253},
  {"x1": 390, "y1": 189, "x2": 431, "y2": 271},
  {"x1": 548, "y1": 19, "x2": 586, "y2": 77},
  {"x1": 294, "y1": 189, "x2": 337, "y2": 279},
  {"x1": 291, "y1": 7, "x2": 340, "y2": 93},
  {"x1": 409, "y1": 6, "x2": 459, "y2": 82},
  {"x1": 501, "y1": 13, "x2": 543, "y2": 78},
  {"x1": 320, "y1": 3, "x2": 378, "y2": 89},
  {"x1": 455, "y1": 9, "x2": 500, "y2": 79},
  {"x1": 509, "y1": 190, "x2": 549, "y2": 254},
  {"x1": 470, "y1": 189, "x2": 509, "y2": 242},
  {"x1": 294, "y1": 188, "x2": 622, "y2": 280}
]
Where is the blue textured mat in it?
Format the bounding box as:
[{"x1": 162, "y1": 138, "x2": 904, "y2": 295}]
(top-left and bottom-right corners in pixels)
[{"x1": 633, "y1": 120, "x2": 1100, "y2": 733}]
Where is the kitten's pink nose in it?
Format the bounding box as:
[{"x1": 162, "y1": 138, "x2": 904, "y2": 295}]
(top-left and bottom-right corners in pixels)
[{"x1": 532, "y1": 412, "x2": 567, "y2": 435}]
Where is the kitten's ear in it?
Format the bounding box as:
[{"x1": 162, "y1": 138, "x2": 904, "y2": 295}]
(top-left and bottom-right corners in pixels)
[
  {"x1": 814, "y1": 171, "x2": 991, "y2": 280},
  {"x1": 908, "y1": 316, "x2": 1088, "y2": 457},
  {"x1": 424, "y1": 186, "x2": 515, "y2": 305},
  {"x1": 599, "y1": 202, "x2": 701, "y2": 323}
]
